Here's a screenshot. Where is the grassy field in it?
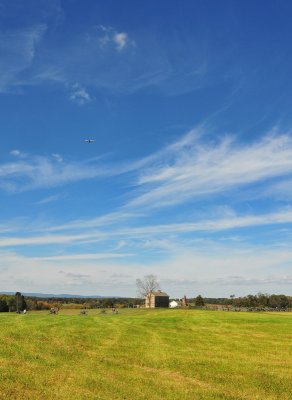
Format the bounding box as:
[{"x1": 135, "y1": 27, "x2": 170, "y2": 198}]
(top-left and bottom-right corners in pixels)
[{"x1": 0, "y1": 309, "x2": 291, "y2": 400}]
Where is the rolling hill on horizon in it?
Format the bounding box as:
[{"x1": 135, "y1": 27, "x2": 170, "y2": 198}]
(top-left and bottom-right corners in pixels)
[{"x1": 0, "y1": 292, "x2": 115, "y2": 299}]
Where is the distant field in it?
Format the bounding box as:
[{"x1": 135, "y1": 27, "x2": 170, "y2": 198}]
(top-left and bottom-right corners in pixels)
[{"x1": 0, "y1": 309, "x2": 291, "y2": 400}]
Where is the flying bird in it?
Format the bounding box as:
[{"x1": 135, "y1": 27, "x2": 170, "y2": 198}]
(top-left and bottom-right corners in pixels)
[{"x1": 84, "y1": 138, "x2": 96, "y2": 143}]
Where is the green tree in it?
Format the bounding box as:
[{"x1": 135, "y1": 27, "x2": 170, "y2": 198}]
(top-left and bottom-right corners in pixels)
[
  {"x1": 269, "y1": 294, "x2": 289, "y2": 309},
  {"x1": 6, "y1": 296, "x2": 16, "y2": 312},
  {"x1": 15, "y1": 292, "x2": 26, "y2": 312},
  {"x1": 0, "y1": 299, "x2": 9, "y2": 312},
  {"x1": 15, "y1": 292, "x2": 22, "y2": 312},
  {"x1": 25, "y1": 299, "x2": 36, "y2": 311},
  {"x1": 102, "y1": 298, "x2": 114, "y2": 308},
  {"x1": 21, "y1": 295, "x2": 27, "y2": 311},
  {"x1": 195, "y1": 295, "x2": 205, "y2": 307},
  {"x1": 257, "y1": 293, "x2": 269, "y2": 307}
]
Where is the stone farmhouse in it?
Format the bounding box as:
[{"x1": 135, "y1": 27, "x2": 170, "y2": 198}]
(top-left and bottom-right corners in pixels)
[{"x1": 145, "y1": 290, "x2": 169, "y2": 308}]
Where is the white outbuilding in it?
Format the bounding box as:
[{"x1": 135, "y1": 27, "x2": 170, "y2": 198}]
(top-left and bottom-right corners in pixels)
[{"x1": 169, "y1": 300, "x2": 179, "y2": 308}]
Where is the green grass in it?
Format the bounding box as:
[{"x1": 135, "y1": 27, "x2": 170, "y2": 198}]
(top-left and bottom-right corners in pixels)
[{"x1": 0, "y1": 309, "x2": 291, "y2": 400}]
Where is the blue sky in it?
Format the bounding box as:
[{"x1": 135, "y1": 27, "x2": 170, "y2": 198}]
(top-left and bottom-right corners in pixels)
[{"x1": 1, "y1": 0, "x2": 292, "y2": 297}]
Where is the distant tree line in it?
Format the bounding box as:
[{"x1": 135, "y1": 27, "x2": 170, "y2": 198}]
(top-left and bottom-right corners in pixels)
[
  {"x1": 0, "y1": 292, "x2": 27, "y2": 312},
  {"x1": 1, "y1": 292, "x2": 291, "y2": 312},
  {"x1": 199, "y1": 293, "x2": 292, "y2": 309},
  {"x1": 0, "y1": 294, "x2": 144, "y2": 312},
  {"x1": 230, "y1": 294, "x2": 292, "y2": 309}
]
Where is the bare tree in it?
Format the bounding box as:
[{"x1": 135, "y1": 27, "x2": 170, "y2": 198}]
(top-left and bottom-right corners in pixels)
[{"x1": 136, "y1": 275, "x2": 160, "y2": 307}]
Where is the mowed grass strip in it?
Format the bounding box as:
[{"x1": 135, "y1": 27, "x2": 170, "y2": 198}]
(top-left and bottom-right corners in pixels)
[{"x1": 0, "y1": 309, "x2": 291, "y2": 400}]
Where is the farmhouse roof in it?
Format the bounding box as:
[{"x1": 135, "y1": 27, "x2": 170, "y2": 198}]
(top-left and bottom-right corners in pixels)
[{"x1": 151, "y1": 290, "x2": 169, "y2": 297}]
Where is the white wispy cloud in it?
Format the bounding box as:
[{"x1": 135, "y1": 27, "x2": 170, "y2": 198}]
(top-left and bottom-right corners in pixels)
[
  {"x1": 2, "y1": 208, "x2": 292, "y2": 249},
  {"x1": 0, "y1": 153, "x2": 108, "y2": 192},
  {"x1": 33, "y1": 252, "x2": 134, "y2": 261},
  {"x1": 116, "y1": 209, "x2": 292, "y2": 236},
  {"x1": 259, "y1": 179, "x2": 292, "y2": 200},
  {"x1": 35, "y1": 193, "x2": 65, "y2": 205},
  {"x1": 128, "y1": 129, "x2": 292, "y2": 208},
  {"x1": 69, "y1": 83, "x2": 93, "y2": 105},
  {"x1": 1, "y1": 243, "x2": 292, "y2": 296},
  {"x1": 0, "y1": 17, "x2": 208, "y2": 97},
  {"x1": 0, "y1": 25, "x2": 47, "y2": 92},
  {"x1": 3, "y1": 127, "x2": 292, "y2": 213},
  {"x1": 0, "y1": 233, "x2": 98, "y2": 247},
  {"x1": 98, "y1": 26, "x2": 135, "y2": 52},
  {"x1": 113, "y1": 32, "x2": 129, "y2": 51},
  {"x1": 0, "y1": 250, "x2": 137, "y2": 295},
  {"x1": 212, "y1": 275, "x2": 292, "y2": 286},
  {"x1": 10, "y1": 149, "x2": 22, "y2": 157},
  {"x1": 47, "y1": 211, "x2": 143, "y2": 232},
  {"x1": 51, "y1": 153, "x2": 63, "y2": 162}
]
